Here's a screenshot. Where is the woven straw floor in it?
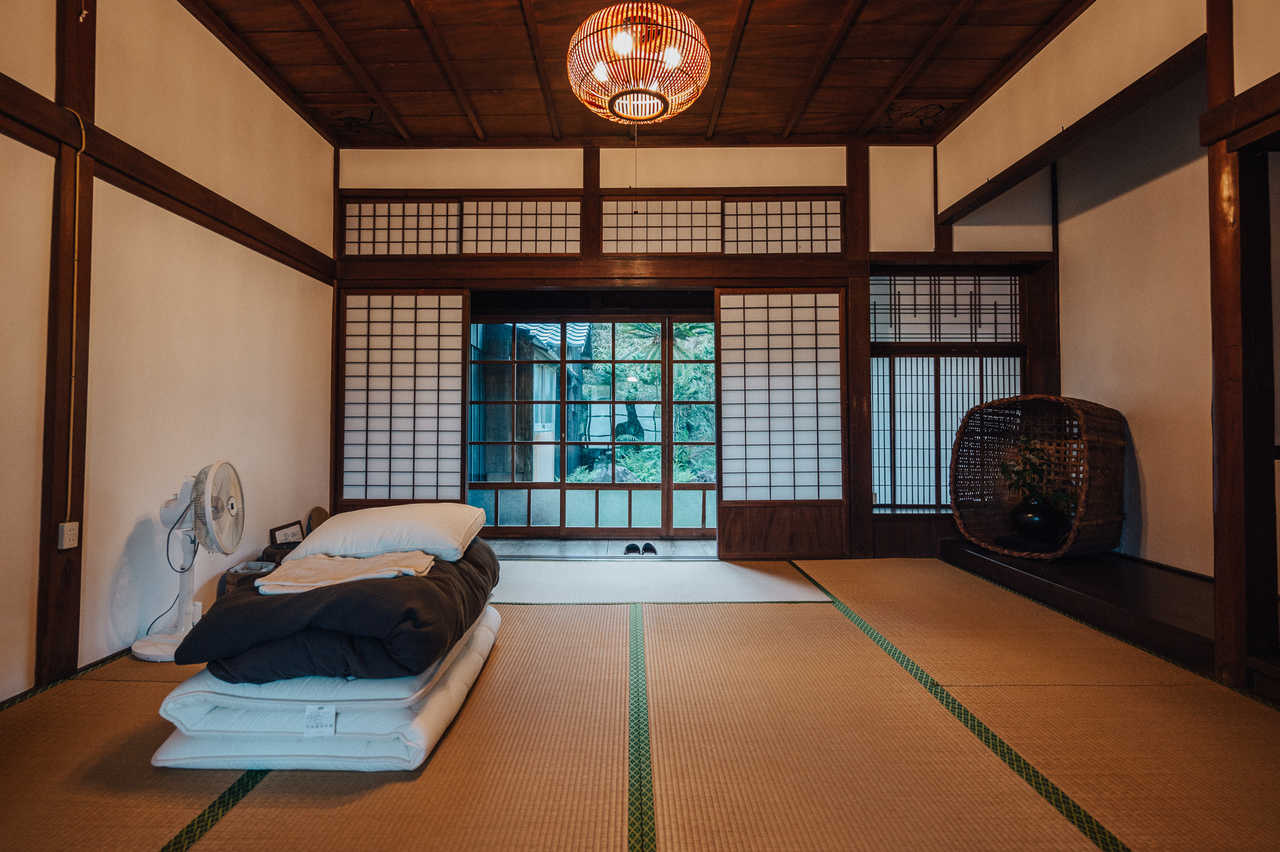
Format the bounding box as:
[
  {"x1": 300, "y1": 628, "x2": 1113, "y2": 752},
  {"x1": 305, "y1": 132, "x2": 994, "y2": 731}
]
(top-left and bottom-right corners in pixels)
[{"x1": 491, "y1": 559, "x2": 826, "y2": 603}]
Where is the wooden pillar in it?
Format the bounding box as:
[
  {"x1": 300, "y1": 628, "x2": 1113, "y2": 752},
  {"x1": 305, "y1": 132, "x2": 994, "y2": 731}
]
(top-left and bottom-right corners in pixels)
[
  {"x1": 846, "y1": 141, "x2": 873, "y2": 556},
  {"x1": 581, "y1": 145, "x2": 602, "y2": 259}
]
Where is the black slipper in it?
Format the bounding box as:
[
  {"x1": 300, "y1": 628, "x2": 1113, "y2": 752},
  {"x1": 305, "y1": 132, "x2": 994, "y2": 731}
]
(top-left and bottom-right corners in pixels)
[
  {"x1": 624, "y1": 543, "x2": 641, "y2": 555},
  {"x1": 641, "y1": 542, "x2": 657, "y2": 555}
]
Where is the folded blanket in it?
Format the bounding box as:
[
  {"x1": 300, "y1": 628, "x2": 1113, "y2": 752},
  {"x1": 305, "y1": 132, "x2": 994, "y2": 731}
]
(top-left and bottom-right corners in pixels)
[
  {"x1": 255, "y1": 551, "x2": 434, "y2": 595},
  {"x1": 176, "y1": 538, "x2": 499, "y2": 683}
]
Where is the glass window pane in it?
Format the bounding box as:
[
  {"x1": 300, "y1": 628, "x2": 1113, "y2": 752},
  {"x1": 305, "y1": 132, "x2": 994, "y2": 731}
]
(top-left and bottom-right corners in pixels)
[
  {"x1": 672, "y1": 362, "x2": 714, "y2": 401},
  {"x1": 631, "y1": 490, "x2": 661, "y2": 527},
  {"x1": 515, "y1": 403, "x2": 561, "y2": 441},
  {"x1": 469, "y1": 404, "x2": 512, "y2": 442},
  {"x1": 615, "y1": 363, "x2": 662, "y2": 401},
  {"x1": 614, "y1": 321, "x2": 663, "y2": 360},
  {"x1": 470, "y1": 323, "x2": 512, "y2": 360},
  {"x1": 565, "y1": 489, "x2": 596, "y2": 527},
  {"x1": 516, "y1": 363, "x2": 562, "y2": 401},
  {"x1": 530, "y1": 490, "x2": 560, "y2": 526},
  {"x1": 466, "y1": 489, "x2": 495, "y2": 525},
  {"x1": 674, "y1": 445, "x2": 716, "y2": 483},
  {"x1": 515, "y1": 322, "x2": 562, "y2": 360},
  {"x1": 894, "y1": 356, "x2": 936, "y2": 507},
  {"x1": 705, "y1": 490, "x2": 717, "y2": 527},
  {"x1": 599, "y1": 490, "x2": 628, "y2": 527},
  {"x1": 566, "y1": 363, "x2": 612, "y2": 401},
  {"x1": 567, "y1": 322, "x2": 612, "y2": 360},
  {"x1": 615, "y1": 445, "x2": 662, "y2": 483},
  {"x1": 614, "y1": 403, "x2": 661, "y2": 442},
  {"x1": 468, "y1": 445, "x2": 511, "y2": 482},
  {"x1": 673, "y1": 490, "x2": 703, "y2": 528},
  {"x1": 566, "y1": 444, "x2": 612, "y2": 482},
  {"x1": 674, "y1": 403, "x2": 715, "y2": 442},
  {"x1": 673, "y1": 322, "x2": 715, "y2": 360},
  {"x1": 515, "y1": 444, "x2": 561, "y2": 482},
  {"x1": 470, "y1": 364, "x2": 512, "y2": 401},
  {"x1": 566, "y1": 404, "x2": 614, "y2": 442},
  {"x1": 497, "y1": 489, "x2": 528, "y2": 526}
]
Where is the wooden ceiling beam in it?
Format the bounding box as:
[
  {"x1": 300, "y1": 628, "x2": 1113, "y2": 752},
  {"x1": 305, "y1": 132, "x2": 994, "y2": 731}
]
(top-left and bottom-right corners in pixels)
[
  {"x1": 705, "y1": 0, "x2": 754, "y2": 139},
  {"x1": 518, "y1": 0, "x2": 561, "y2": 140},
  {"x1": 404, "y1": 0, "x2": 486, "y2": 141},
  {"x1": 293, "y1": 0, "x2": 410, "y2": 140},
  {"x1": 781, "y1": 0, "x2": 870, "y2": 138},
  {"x1": 855, "y1": 0, "x2": 977, "y2": 135}
]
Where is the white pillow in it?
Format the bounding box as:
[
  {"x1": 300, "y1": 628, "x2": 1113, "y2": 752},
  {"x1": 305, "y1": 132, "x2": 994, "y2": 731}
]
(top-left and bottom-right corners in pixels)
[{"x1": 284, "y1": 503, "x2": 485, "y2": 563}]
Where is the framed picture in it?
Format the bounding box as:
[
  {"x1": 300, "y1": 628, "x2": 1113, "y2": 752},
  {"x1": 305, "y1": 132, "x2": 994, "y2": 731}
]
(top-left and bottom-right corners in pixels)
[{"x1": 269, "y1": 520, "x2": 305, "y2": 545}]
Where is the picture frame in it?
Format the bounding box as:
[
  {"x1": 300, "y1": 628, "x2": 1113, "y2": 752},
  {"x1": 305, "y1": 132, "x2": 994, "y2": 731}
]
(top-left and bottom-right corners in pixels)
[{"x1": 269, "y1": 520, "x2": 305, "y2": 545}]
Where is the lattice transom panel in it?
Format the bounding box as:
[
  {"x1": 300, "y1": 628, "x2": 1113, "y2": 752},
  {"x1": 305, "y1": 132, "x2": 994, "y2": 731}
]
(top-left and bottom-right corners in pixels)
[
  {"x1": 344, "y1": 202, "x2": 460, "y2": 256},
  {"x1": 602, "y1": 199, "x2": 722, "y2": 254},
  {"x1": 724, "y1": 199, "x2": 842, "y2": 255},
  {"x1": 461, "y1": 200, "x2": 580, "y2": 255},
  {"x1": 870, "y1": 274, "x2": 1021, "y2": 343}
]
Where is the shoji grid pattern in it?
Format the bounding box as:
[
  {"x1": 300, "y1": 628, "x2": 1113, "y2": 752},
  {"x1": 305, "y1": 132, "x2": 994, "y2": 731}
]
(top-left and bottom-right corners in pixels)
[
  {"x1": 342, "y1": 293, "x2": 465, "y2": 501},
  {"x1": 870, "y1": 274, "x2": 1021, "y2": 342},
  {"x1": 719, "y1": 292, "x2": 844, "y2": 502},
  {"x1": 461, "y1": 200, "x2": 580, "y2": 254},
  {"x1": 723, "y1": 199, "x2": 842, "y2": 255},
  {"x1": 602, "y1": 199, "x2": 722, "y2": 253},
  {"x1": 344, "y1": 202, "x2": 460, "y2": 256}
]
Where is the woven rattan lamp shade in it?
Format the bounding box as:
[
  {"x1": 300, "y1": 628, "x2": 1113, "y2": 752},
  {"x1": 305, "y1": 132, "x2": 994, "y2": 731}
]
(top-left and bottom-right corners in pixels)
[{"x1": 567, "y1": 3, "x2": 711, "y2": 125}]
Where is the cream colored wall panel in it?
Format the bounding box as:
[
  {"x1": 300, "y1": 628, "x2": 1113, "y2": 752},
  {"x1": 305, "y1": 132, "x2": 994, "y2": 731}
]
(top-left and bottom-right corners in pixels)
[
  {"x1": 868, "y1": 146, "x2": 933, "y2": 252},
  {"x1": 341, "y1": 149, "x2": 584, "y2": 189},
  {"x1": 0, "y1": 0, "x2": 55, "y2": 99},
  {"x1": 0, "y1": 137, "x2": 54, "y2": 700},
  {"x1": 938, "y1": 0, "x2": 1204, "y2": 212},
  {"x1": 601, "y1": 146, "x2": 845, "y2": 188},
  {"x1": 952, "y1": 168, "x2": 1054, "y2": 252},
  {"x1": 1235, "y1": 0, "x2": 1280, "y2": 94},
  {"x1": 1059, "y1": 74, "x2": 1212, "y2": 575},
  {"x1": 96, "y1": 0, "x2": 333, "y2": 255},
  {"x1": 81, "y1": 181, "x2": 332, "y2": 665}
]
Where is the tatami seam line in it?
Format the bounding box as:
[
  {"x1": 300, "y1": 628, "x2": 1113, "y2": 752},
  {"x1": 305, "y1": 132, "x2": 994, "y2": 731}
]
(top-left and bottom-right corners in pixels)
[
  {"x1": 788, "y1": 561, "x2": 1131, "y2": 852},
  {"x1": 628, "y1": 603, "x2": 657, "y2": 852},
  {"x1": 159, "y1": 769, "x2": 270, "y2": 851},
  {"x1": 0, "y1": 649, "x2": 129, "y2": 714}
]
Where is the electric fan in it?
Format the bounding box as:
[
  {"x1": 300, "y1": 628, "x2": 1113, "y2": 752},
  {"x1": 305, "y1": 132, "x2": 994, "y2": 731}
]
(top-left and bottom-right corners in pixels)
[{"x1": 132, "y1": 460, "x2": 245, "y2": 662}]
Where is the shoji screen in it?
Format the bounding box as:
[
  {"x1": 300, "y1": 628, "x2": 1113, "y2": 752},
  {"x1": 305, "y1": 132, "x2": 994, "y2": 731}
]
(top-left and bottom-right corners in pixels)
[
  {"x1": 716, "y1": 289, "x2": 848, "y2": 558},
  {"x1": 339, "y1": 291, "x2": 467, "y2": 505}
]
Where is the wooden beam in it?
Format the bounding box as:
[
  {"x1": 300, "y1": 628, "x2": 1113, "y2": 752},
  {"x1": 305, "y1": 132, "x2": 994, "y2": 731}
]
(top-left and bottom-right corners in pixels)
[
  {"x1": 293, "y1": 0, "x2": 410, "y2": 140},
  {"x1": 932, "y1": 0, "x2": 1096, "y2": 143},
  {"x1": 781, "y1": 0, "x2": 869, "y2": 138},
  {"x1": 1201, "y1": 68, "x2": 1280, "y2": 148},
  {"x1": 178, "y1": 0, "x2": 336, "y2": 146},
  {"x1": 404, "y1": 0, "x2": 486, "y2": 141},
  {"x1": 705, "y1": 0, "x2": 753, "y2": 139},
  {"x1": 856, "y1": 0, "x2": 976, "y2": 135},
  {"x1": 517, "y1": 0, "x2": 560, "y2": 140}
]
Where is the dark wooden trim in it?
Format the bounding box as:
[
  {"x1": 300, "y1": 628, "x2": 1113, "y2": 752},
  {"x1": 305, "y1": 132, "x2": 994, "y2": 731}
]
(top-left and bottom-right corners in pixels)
[
  {"x1": 342, "y1": 187, "x2": 583, "y2": 200},
  {"x1": 936, "y1": 36, "x2": 1206, "y2": 226},
  {"x1": 0, "y1": 71, "x2": 82, "y2": 148},
  {"x1": 341, "y1": 257, "x2": 856, "y2": 281},
  {"x1": 404, "y1": 0, "x2": 485, "y2": 141},
  {"x1": 581, "y1": 146, "x2": 602, "y2": 260},
  {"x1": 177, "y1": 0, "x2": 336, "y2": 146},
  {"x1": 295, "y1": 0, "x2": 409, "y2": 140},
  {"x1": 603, "y1": 185, "x2": 846, "y2": 198},
  {"x1": 0, "y1": 110, "x2": 61, "y2": 156},
  {"x1": 336, "y1": 131, "x2": 936, "y2": 149},
  {"x1": 932, "y1": 147, "x2": 952, "y2": 253},
  {"x1": 856, "y1": 0, "x2": 976, "y2": 135},
  {"x1": 1201, "y1": 69, "x2": 1280, "y2": 148},
  {"x1": 933, "y1": 0, "x2": 1096, "y2": 143},
  {"x1": 1226, "y1": 110, "x2": 1280, "y2": 152},
  {"x1": 846, "y1": 142, "x2": 872, "y2": 557},
  {"x1": 56, "y1": 0, "x2": 94, "y2": 121},
  {"x1": 517, "y1": 0, "x2": 560, "y2": 140},
  {"x1": 870, "y1": 251, "x2": 1054, "y2": 269},
  {"x1": 781, "y1": 0, "x2": 870, "y2": 138},
  {"x1": 705, "y1": 0, "x2": 753, "y2": 140},
  {"x1": 1022, "y1": 262, "x2": 1060, "y2": 395}
]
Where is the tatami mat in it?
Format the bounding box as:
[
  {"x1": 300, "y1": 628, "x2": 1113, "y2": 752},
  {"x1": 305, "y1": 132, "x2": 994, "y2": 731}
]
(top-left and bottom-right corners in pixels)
[
  {"x1": 0, "y1": 678, "x2": 242, "y2": 850},
  {"x1": 643, "y1": 603, "x2": 1093, "y2": 850},
  {"x1": 81, "y1": 655, "x2": 206, "y2": 683},
  {"x1": 196, "y1": 604, "x2": 630, "y2": 851},
  {"x1": 491, "y1": 559, "x2": 827, "y2": 603}
]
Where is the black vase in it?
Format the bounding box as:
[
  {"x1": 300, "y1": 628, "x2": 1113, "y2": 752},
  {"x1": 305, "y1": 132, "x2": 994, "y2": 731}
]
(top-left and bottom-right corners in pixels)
[{"x1": 1009, "y1": 496, "x2": 1065, "y2": 545}]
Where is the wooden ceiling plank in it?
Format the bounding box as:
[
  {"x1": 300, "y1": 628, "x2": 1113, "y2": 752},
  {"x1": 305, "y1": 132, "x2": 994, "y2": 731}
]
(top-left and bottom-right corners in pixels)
[
  {"x1": 293, "y1": 0, "x2": 411, "y2": 139},
  {"x1": 781, "y1": 0, "x2": 871, "y2": 138},
  {"x1": 855, "y1": 0, "x2": 977, "y2": 134},
  {"x1": 518, "y1": 0, "x2": 561, "y2": 140},
  {"x1": 403, "y1": 0, "x2": 486, "y2": 141},
  {"x1": 705, "y1": 0, "x2": 754, "y2": 139}
]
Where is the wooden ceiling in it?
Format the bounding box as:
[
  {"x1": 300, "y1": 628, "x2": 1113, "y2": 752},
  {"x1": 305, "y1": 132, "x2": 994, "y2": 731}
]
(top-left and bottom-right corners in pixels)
[{"x1": 186, "y1": 0, "x2": 1090, "y2": 146}]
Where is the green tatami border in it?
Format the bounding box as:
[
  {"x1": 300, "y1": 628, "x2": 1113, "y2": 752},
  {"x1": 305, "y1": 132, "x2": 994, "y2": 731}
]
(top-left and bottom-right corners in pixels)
[
  {"x1": 160, "y1": 769, "x2": 270, "y2": 851},
  {"x1": 628, "y1": 603, "x2": 657, "y2": 852}
]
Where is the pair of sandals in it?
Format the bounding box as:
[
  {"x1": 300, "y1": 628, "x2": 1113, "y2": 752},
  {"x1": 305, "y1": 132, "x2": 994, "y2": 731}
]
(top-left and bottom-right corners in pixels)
[{"x1": 624, "y1": 542, "x2": 658, "y2": 556}]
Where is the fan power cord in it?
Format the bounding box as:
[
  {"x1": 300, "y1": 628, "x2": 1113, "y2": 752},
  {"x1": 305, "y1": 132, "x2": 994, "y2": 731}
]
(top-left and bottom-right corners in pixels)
[{"x1": 145, "y1": 500, "x2": 197, "y2": 636}]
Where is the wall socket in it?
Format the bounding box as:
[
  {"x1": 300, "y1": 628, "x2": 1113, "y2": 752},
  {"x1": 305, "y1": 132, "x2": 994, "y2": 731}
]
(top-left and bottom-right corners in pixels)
[{"x1": 57, "y1": 521, "x2": 80, "y2": 550}]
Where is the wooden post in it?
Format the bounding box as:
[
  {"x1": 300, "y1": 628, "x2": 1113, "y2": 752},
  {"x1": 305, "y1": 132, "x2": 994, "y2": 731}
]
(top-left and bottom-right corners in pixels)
[{"x1": 846, "y1": 141, "x2": 873, "y2": 556}]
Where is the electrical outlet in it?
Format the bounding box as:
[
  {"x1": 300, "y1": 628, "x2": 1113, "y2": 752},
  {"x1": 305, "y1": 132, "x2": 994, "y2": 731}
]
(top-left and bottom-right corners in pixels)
[{"x1": 57, "y1": 521, "x2": 80, "y2": 550}]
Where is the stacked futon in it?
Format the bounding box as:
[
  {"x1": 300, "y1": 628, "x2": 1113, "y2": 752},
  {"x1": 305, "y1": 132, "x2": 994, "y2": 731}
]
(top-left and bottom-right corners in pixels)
[{"x1": 152, "y1": 503, "x2": 501, "y2": 772}]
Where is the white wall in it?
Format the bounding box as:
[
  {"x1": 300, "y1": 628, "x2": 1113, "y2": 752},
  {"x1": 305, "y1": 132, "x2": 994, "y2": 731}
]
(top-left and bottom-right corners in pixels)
[
  {"x1": 342, "y1": 149, "x2": 584, "y2": 189},
  {"x1": 600, "y1": 146, "x2": 846, "y2": 188},
  {"x1": 952, "y1": 169, "x2": 1054, "y2": 253},
  {"x1": 81, "y1": 182, "x2": 332, "y2": 665},
  {"x1": 0, "y1": 136, "x2": 55, "y2": 699},
  {"x1": 868, "y1": 146, "x2": 933, "y2": 252},
  {"x1": 937, "y1": 0, "x2": 1204, "y2": 213},
  {"x1": 1058, "y1": 73, "x2": 1212, "y2": 575},
  {"x1": 0, "y1": 1, "x2": 55, "y2": 99},
  {"x1": 95, "y1": 0, "x2": 333, "y2": 255},
  {"x1": 1235, "y1": 0, "x2": 1280, "y2": 94}
]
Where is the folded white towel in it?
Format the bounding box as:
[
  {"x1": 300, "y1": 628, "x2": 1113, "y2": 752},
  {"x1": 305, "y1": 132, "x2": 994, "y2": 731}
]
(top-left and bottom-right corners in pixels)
[{"x1": 255, "y1": 551, "x2": 434, "y2": 595}]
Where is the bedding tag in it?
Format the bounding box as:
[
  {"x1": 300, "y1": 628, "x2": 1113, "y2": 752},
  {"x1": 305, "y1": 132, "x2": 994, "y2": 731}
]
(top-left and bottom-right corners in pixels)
[{"x1": 303, "y1": 704, "x2": 337, "y2": 737}]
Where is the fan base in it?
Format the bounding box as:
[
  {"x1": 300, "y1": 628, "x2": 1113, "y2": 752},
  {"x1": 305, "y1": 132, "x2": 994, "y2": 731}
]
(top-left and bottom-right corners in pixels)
[{"x1": 131, "y1": 631, "x2": 189, "y2": 663}]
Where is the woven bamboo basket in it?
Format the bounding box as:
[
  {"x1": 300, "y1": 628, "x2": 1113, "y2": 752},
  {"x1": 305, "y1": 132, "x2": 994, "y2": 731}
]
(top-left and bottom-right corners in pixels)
[{"x1": 950, "y1": 395, "x2": 1127, "y2": 560}]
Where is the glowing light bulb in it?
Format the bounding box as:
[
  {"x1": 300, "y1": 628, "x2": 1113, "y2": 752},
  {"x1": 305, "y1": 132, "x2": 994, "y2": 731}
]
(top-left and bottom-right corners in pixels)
[
  {"x1": 593, "y1": 61, "x2": 609, "y2": 83},
  {"x1": 662, "y1": 46, "x2": 681, "y2": 69},
  {"x1": 612, "y1": 29, "x2": 634, "y2": 56}
]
